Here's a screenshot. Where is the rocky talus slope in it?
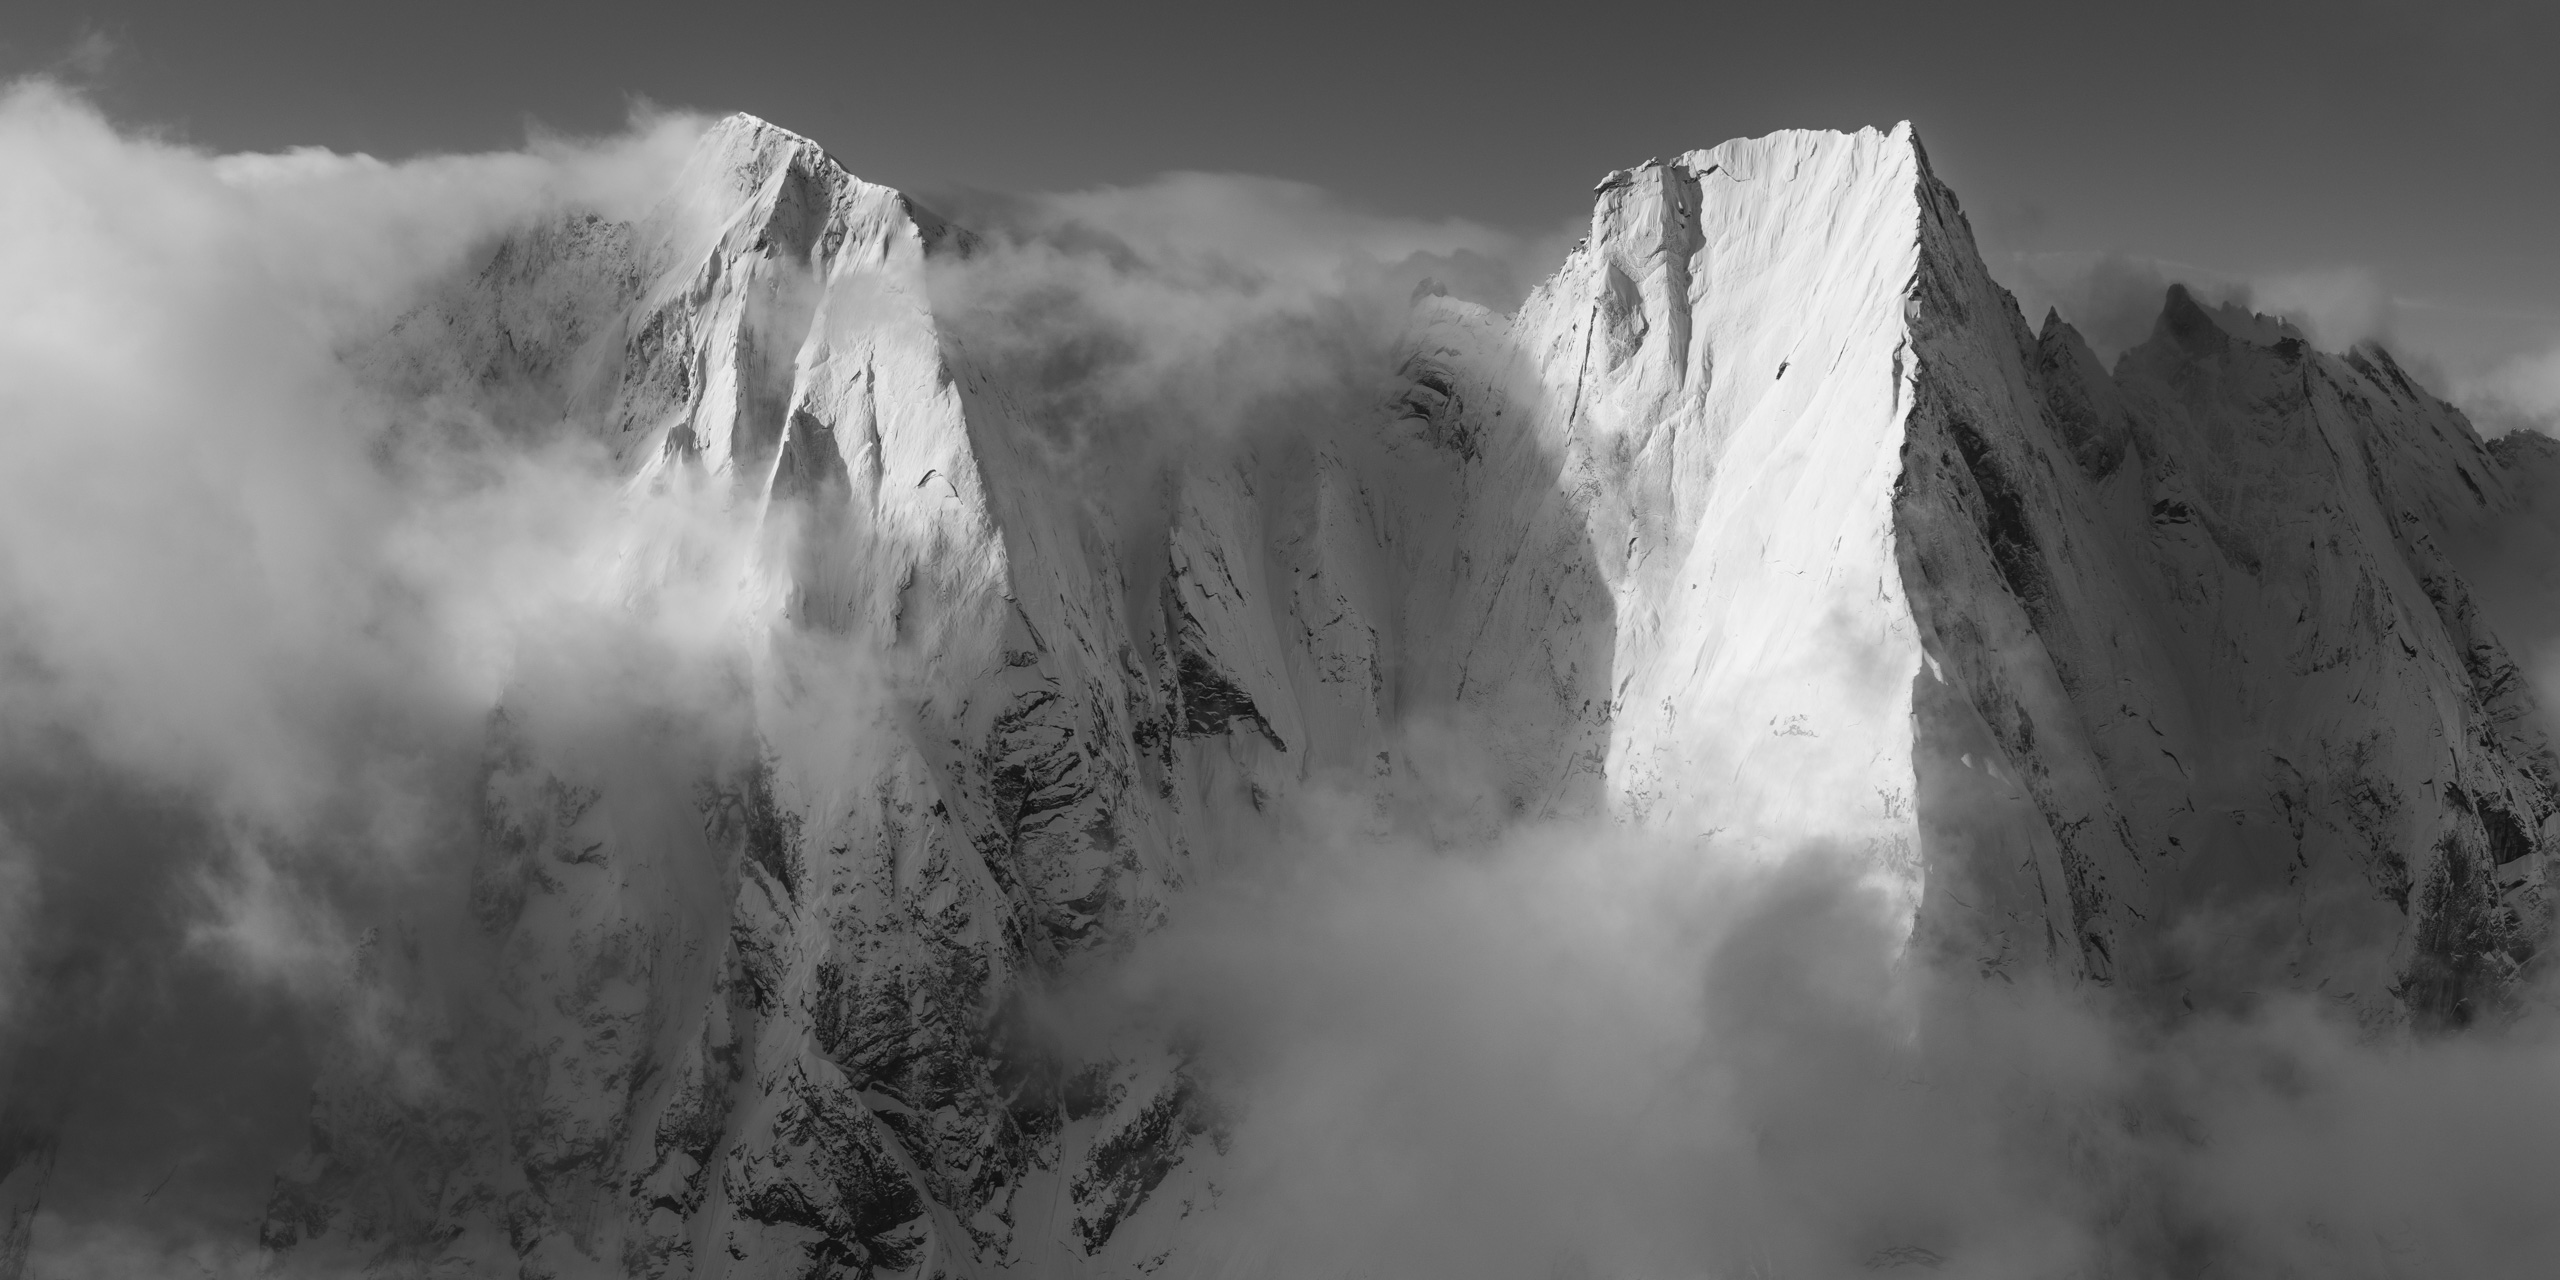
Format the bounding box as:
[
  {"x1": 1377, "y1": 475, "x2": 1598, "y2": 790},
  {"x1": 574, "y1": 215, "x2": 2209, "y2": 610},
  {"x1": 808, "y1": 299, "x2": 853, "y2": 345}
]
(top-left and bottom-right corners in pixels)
[{"x1": 220, "y1": 115, "x2": 2555, "y2": 1278}]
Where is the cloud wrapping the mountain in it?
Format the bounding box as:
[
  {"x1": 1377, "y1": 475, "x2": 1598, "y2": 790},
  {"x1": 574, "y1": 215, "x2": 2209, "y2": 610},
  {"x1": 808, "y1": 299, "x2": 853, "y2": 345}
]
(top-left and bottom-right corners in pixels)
[
  {"x1": 1106, "y1": 776, "x2": 2560, "y2": 1279},
  {"x1": 1995, "y1": 250, "x2": 2402, "y2": 360},
  {"x1": 925, "y1": 173, "x2": 1566, "y2": 448},
  {"x1": 0, "y1": 82, "x2": 778, "y2": 1263},
  {"x1": 1986, "y1": 249, "x2": 2560, "y2": 442},
  {"x1": 2460, "y1": 344, "x2": 2560, "y2": 435},
  {"x1": 0, "y1": 82, "x2": 714, "y2": 836}
]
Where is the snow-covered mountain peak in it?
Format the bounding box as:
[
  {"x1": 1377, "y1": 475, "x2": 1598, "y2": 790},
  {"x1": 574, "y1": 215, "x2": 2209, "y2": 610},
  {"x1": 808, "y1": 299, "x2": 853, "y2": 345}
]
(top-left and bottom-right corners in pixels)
[{"x1": 205, "y1": 111, "x2": 2560, "y2": 1279}]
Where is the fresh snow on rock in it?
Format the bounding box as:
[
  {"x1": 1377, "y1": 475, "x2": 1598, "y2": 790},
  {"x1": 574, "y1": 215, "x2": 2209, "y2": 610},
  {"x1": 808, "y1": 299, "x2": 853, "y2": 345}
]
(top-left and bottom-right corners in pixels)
[{"x1": 1436, "y1": 127, "x2": 1936, "y2": 881}]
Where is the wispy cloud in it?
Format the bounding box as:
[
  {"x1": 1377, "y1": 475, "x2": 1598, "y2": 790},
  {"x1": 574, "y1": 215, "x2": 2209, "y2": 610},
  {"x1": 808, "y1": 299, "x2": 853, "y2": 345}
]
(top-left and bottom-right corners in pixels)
[
  {"x1": 1987, "y1": 246, "x2": 2560, "y2": 439},
  {"x1": 1994, "y1": 250, "x2": 2399, "y2": 358},
  {"x1": 2456, "y1": 343, "x2": 2560, "y2": 436},
  {"x1": 54, "y1": 30, "x2": 113, "y2": 81}
]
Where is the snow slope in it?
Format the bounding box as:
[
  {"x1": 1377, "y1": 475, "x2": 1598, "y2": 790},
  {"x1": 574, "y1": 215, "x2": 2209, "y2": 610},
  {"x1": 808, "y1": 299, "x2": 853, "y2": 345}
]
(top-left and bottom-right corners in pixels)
[{"x1": 233, "y1": 113, "x2": 2560, "y2": 1278}]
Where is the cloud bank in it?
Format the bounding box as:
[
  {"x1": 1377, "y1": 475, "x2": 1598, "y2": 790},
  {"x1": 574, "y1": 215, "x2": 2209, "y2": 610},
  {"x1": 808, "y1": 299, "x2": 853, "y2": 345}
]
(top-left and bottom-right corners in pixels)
[
  {"x1": 1053, "y1": 751, "x2": 2560, "y2": 1280},
  {"x1": 0, "y1": 82, "x2": 789, "y2": 1268}
]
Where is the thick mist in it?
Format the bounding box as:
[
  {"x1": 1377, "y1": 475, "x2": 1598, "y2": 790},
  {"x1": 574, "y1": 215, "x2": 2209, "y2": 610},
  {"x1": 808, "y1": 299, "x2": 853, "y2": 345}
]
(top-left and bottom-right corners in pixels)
[
  {"x1": 2, "y1": 84, "x2": 2559, "y2": 1280},
  {"x1": 0, "y1": 84, "x2": 781, "y2": 1273},
  {"x1": 1077, "y1": 770, "x2": 2560, "y2": 1279}
]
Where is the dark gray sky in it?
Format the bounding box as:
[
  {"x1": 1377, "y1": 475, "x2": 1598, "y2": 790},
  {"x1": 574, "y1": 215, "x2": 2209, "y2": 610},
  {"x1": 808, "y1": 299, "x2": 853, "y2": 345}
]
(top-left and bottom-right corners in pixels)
[{"x1": 8, "y1": 0, "x2": 2557, "y2": 381}]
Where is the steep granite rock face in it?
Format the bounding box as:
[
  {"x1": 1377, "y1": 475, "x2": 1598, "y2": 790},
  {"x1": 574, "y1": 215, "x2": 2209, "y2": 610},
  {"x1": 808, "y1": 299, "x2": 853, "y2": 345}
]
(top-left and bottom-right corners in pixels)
[
  {"x1": 1409, "y1": 131, "x2": 1936, "y2": 886},
  {"x1": 1893, "y1": 204, "x2": 2557, "y2": 1022},
  {"x1": 248, "y1": 113, "x2": 2560, "y2": 1278}
]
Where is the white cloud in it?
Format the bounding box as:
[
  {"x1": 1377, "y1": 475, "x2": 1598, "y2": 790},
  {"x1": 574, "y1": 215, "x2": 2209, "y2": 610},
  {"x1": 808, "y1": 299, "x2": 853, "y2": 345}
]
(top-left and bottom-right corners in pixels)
[
  {"x1": 1082, "y1": 769, "x2": 2560, "y2": 1278},
  {"x1": 0, "y1": 81, "x2": 728, "y2": 836},
  {"x1": 1995, "y1": 251, "x2": 2406, "y2": 363},
  {"x1": 0, "y1": 82, "x2": 787, "y2": 1260},
  {"x1": 2243, "y1": 264, "x2": 2397, "y2": 351},
  {"x1": 2457, "y1": 343, "x2": 2560, "y2": 436}
]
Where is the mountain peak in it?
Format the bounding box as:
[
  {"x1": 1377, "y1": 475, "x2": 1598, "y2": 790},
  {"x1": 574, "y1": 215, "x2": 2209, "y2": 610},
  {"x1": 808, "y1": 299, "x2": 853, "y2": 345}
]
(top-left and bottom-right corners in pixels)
[
  {"x1": 214, "y1": 109, "x2": 2560, "y2": 1280},
  {"x1": 2152, "y1": 281, "x2": 2311, "y2": 354},
  {"x1": 703, "y1": 109, "x2": 825, "y2": 156}
]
